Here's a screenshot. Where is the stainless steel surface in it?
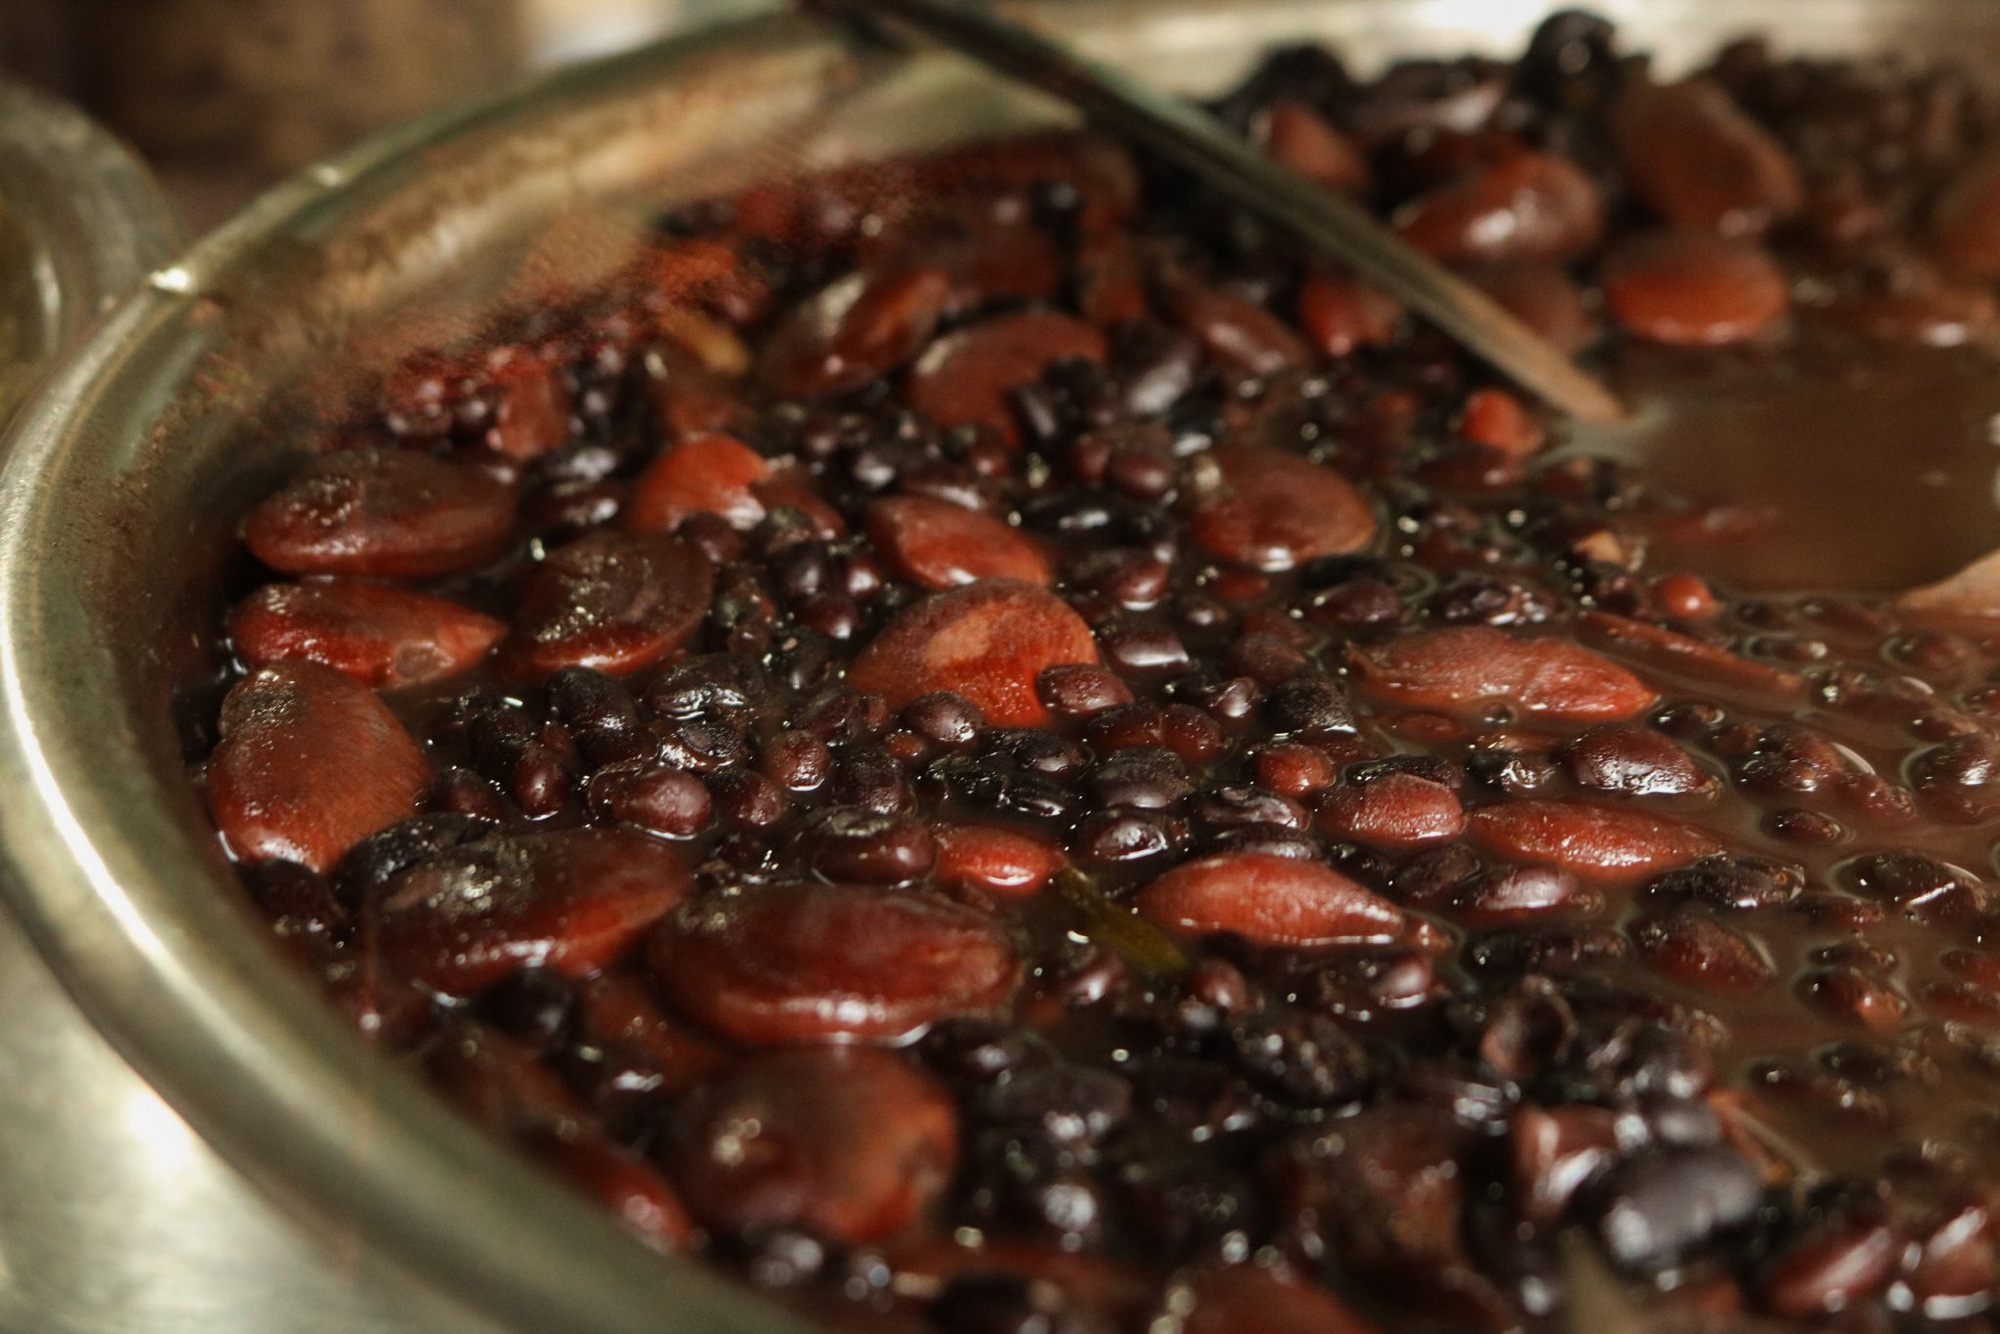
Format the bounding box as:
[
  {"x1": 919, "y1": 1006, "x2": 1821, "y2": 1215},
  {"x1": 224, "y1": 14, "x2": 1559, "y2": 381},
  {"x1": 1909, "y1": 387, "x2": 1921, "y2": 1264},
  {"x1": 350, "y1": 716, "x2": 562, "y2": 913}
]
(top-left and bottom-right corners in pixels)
[
  {"x1": 843, "y1": 0, "x2": 1626, "y2": 421},
  {"x1": 0, "y1": 78, "x2": 495, "y2": 1334},
  {"x1": 0, "y1": 4, "x2": 1997, "y2": 1333}
]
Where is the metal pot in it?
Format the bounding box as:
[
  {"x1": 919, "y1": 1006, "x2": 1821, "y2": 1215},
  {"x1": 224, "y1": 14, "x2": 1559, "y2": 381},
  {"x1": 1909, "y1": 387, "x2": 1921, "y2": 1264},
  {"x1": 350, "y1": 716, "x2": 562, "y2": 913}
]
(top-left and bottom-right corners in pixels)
[{"x1": 2, "y1": 3, "x2": 1997, "y2": 1331}]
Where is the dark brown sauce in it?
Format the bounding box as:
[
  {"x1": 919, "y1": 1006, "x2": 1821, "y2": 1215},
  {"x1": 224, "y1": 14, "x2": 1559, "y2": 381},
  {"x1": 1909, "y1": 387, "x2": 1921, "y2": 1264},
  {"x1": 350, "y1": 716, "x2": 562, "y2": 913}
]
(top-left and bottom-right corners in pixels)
[{"x1": 1580, "y1": 336, "x2": 2000, "y2": 593}]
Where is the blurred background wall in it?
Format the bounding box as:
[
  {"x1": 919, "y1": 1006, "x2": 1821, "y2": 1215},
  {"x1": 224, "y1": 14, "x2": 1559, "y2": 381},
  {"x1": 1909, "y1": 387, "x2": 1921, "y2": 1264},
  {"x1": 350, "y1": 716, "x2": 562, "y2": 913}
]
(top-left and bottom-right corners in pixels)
[{"x1": 0, "y1": 0, "x2": 766, "y2": 229}]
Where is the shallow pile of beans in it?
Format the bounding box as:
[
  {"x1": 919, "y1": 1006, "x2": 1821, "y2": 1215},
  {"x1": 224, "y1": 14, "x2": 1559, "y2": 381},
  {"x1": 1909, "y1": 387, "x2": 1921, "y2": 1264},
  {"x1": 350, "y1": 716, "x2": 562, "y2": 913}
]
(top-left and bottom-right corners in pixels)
[{"x1": 190, "y1": 13, "x2": 2000, "y2": 1331}]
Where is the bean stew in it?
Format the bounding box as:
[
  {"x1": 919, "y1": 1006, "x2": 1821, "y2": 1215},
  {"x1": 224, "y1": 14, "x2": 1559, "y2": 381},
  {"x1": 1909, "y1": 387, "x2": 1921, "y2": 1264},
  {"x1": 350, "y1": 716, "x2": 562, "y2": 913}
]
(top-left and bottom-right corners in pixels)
[{"x1": 192, "y1": 12, "x2": 2000, "y2": 1330}]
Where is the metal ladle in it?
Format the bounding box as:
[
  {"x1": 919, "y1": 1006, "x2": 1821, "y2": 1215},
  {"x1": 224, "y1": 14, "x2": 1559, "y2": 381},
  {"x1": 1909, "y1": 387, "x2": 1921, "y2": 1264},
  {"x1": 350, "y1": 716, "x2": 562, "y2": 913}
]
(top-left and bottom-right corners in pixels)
[{"x1": 829, "y1": 0, "x2": 1629, "y2": 424}]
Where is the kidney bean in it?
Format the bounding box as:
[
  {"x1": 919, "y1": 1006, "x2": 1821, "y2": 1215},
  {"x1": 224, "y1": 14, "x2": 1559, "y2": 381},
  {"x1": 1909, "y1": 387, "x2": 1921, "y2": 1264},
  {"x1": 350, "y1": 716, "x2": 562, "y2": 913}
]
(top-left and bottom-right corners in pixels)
[
  {"x1": 1297, "y1": 271, "x2": 1404, "y2": 358},
  {"x1": 802, "y1": 806, "x2": 938, "y2": 884},
  {"x1": 587, "y1": 762, "x2": 714, "y2": 838},
  {"x1": 866, "y1": 495, "x2": 1053, "y2": 590},
  {"x1": 571, "y1": 971, "x2": 729, "y2": 1100},
  {"x1": 481, "y1": 358, "x2": 573, "y2": 461},
  {"x1": 1601, "y1": 230, "x2": 1789, "y2": 346},
  {"x1": 1462, "y1": 261, "x2": 1596, "y2": 355},
  {"x1": 1352, "y1": 626, "x2": 1655, "y2": 725},
  {"x1": 1136, "y1": 852, "x2": 1407, "y2": 948},
  {"x1": 1255, "y1": 99, "x2": 1373, "y2": 195},
  {"x1": 431, "y1": 1025, "x2": 692, "y2": 1253},
  {"x1": 1910, "y1": 732, "x2": 2000, "y2": 822},
  {"x1": 1578, "y1": 612, "x2": 1805, "y2": 708},
  {"x1": 1468, "y1": 801, "x2": 1720, "y2": 884},
  {"x1": 1631, "y1": 913, "x2": 1774, "y2": 994},
  {"x1": 625, "y1": 431, "x2": 772, "y2": 535},
  {"x1": 1454, "y1": 865, "x2": 1600, "y2": 925},
  {"x1": 229, "y1": 581, "x2": 504, "y2": 689},
  {"x1": 669, "y1": 1047, "x2": 957, "y2": 1245},
  {"x1": 758, "y1": 265, "x2": 953, "y2": 398},
  {"x1": 1843, "y1": 850, "x2": 1986, "y2": 919},
  {"x1": 496, "y1": 532, "x2": 713, "y2": 680},
  {"x1": 933, "y1": 823, "x2": 1065, "y2": 898},
  {"x1": 1187, "y1": 444, "x2": 1377, "y2": 572},
  {"x1": 1392, "y1": 150, "x2": 1605, "y2": 265},
  {"x1": 1905, "y1": 1203, "x2": 1997, "y2": 1316},
  {"x1": 1612, "y1": 78, "x2": 1803, "y2": 236},
  {"x1": 243, "y1": 449, "x2": 517, "y2": 578},
  {"x1": 1560, "y1": 724, "x2": 1713, "y2": 797},
  {"x1": 1163, "y1": 276, "x2": 1314, "y2": 376},
  {"x1": 207, "y1": 662, "x2": 430, "y2": 873},
  {"x1": 652, "y1": 882, "x2": 1020, "y2": 1044},
  {"x1": 906, "y1": 312, "x2": 1107, "y2": 449},
  {"x1": 1255, "y1": 743, "x2": 1340, "y2": 798},
  {"x1": 848, "y1": 580, "x2": 1099, "y2": 727},
  {"x1": 376, "y1": 828, "x2": 690, "y2": 995},
  {"x1": 1511, "y1": 1105, "x2": 1620, "y2": 1224},
  {"x1": 1798, "y1": 967, "x2": 1909, "y2": 1033},
  {"x1": 1316, "y1": 773, "x2": 1465, "y2": 850}
]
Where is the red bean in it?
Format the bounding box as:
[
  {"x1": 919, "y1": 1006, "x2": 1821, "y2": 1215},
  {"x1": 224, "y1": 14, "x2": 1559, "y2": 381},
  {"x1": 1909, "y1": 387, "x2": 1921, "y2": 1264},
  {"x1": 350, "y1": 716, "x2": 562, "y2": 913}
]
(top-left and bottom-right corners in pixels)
[
  {"x1": 906, "y1": 312, "x2": 1107, "y2": 448},
  {"x1": 848, "y1": 580, "x2": 1099, "y2": 727},
  {"x1": 1297, "y1": 271, "x2": 1404, "y2": 358},
  {"x1": 1560, "y1": 724, "x2": 1713, "y2": 797},
  {"x1": 587, "y1": 762, "x2": 715, "y2": 839},
  {"x1": 1188, "y1": 445, "x2": 1377, "y2": 572},
  {"x1": 1255, "y1": 100, "x2": 1373, "y2": 195},
  {"x1": 912, "y1": 130, "x2": 1140, "y2": 234},
  {"x1": 758, "y1": 265, "x2": 953, "y2": 398},
  {"x1": 1350, "y1": 626, "x2": 1655, "y2": 725},
  {"x1": 482, "y1": 359, "x2": 572, "y2": 461},
  {"x1": 669, "y1": 1047, "x2": 958, "y2": 1245},
  {"x1": 1454, "y1": 865, "x2": 1601, "y2": 926},
  {"x1": 1181, "y1": 1267, "x2": 1377, "y2": 1334},
  {"x1": 1613, "y1": 78, "x2": 1803, "y2": 236},
  {"x1": 571, "y1": 972, "x2": 729, "y2": 1099},
  {"x1": 243, "y1": 449, "x2": 516, "y2": 578},
  {"x1": 1511, "y1": 1105, "x2": 1619, "y2": 1223},
  {"x1": 1761, "y1": 1214, "x2": 1899, "y2": 1317},
  {"x1": 1601, "y1": 230, "x2": 1789, "y2": 346},
  {"x1": 431, "y1": 1025, "x2": 692, "y2": 1252},
  {"x1": 207, "y1": 662, "x2": 430, "y2": 873},
  {"x1": 1164, "y1": 277, "x2": 1314, "y2": 376},
  {"x1": 1797, "y1": 967, "x2": 1909, "y2": 1033},
  {"x1": 625, "y1": 431, "x2": 771, "y2": 535},
  {"x1": 1934, "y1": 150, "x2": 2000, "y2": 278},
  {"x1": 377, "y1": 828, "x2": 691, "y2": 995},
  {"x1": 919, "y1": 215, "x2": 1065, "y2": 309},
  {"x1": 495, "y1": 532, "x2": 713, "y2": 680},
  {"x1": 1076, "y1": 230, "x2": 1150, "y2": 327},
  {"x1": 229, "y1": 581, "x2": 504, "y2": 689},
  {"x1": 1579, "y1": 612, "x2": 1805, "y2": 708},
  {"x1": 1630, "y1": 913, "x2": 1775, "y2": 994},
  {"x1": 1316, "y1": 773, "x2": 1466, "y2": 850},
  {"x1": 1136, "y1": 852, "x2": 1407, "y2": 947},
  {"x1": 866, "y1": 495, "x2": 1053, "y2": 590},
  {"x1": 1462, "y1": 261, "x2": 1597, "y2": 355},
  {"x1": 1468, "y1": 801, "x2": 1720, "y2": 884},
  {"x1": 1392, "y1": 150, "x2": 1604, "y2": 265},
  {"x1": 1255, "y1": 743, "x2": 1340, "y2": 799},
  {"x1": 651, "y1": 882, "x2": 1021, "y2": 1044},
  {"x1": 933, "y1": 823, "x2": 1066, "y2": 897}
]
